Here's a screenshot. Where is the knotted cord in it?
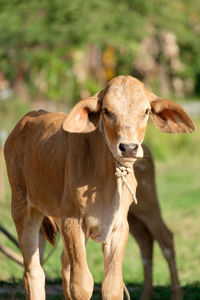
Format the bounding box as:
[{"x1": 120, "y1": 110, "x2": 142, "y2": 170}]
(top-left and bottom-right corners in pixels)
[{"x1": 115, "y1": 159, "x2": 138, "y2": 204}]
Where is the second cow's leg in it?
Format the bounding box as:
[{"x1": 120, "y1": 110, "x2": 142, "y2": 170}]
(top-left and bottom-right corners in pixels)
[
  {"x1": 128, "y1": 213, "x2": 153, "y2": 300},
  {"x1": 102, "y1": 220, "x2": 129, "y2": 300},
  {"x1": 142, "y1": 215, "x2": 183, "y2": 300},
  {"x1": 61, "y1": 217, "x2": 93, "y2": 300}
]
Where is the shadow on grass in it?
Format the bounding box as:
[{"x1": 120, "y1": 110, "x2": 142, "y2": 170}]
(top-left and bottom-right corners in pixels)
[
  {"x1": 126, "y1": 283, "x2": 200, "y2": 300},
  {"x1": 0, "y1": 281, "x2": 200, "y2": 299}
]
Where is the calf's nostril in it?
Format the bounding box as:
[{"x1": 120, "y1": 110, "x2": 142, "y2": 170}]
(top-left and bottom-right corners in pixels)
[{"x1": 119, "y1": 143, "x2": 126, "y2": 153}]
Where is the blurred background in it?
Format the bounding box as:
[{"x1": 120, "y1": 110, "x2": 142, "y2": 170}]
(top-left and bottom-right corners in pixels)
[{"x1": 0, "y1": 0, "x2": 200, "y2": 299}]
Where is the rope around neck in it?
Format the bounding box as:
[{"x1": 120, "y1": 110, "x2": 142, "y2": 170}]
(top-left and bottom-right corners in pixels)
[
  {"x1": 115, "y1": 159, "x2": 138, "y2": 204},
  {"x1": 115, "y1": 161, "x2": 136, "y2": 300}
]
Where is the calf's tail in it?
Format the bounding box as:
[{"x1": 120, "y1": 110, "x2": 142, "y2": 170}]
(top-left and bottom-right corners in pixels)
[{"x1": 41, "y1": 216, "x2": 58, "y2": 246}]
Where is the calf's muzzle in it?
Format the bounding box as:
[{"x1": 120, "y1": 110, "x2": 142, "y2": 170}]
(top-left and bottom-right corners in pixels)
[{"x1": 119, "y1": 143, "x2": 139, "y2": 157}]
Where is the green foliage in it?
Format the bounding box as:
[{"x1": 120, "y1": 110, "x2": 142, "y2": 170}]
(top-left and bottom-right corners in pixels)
[
  {"x1": 0, "y1": 98, "x2": 30, "y2": 135},
  {"x1": 0, "y1": 0, "x2": 200, "y2": 103}
]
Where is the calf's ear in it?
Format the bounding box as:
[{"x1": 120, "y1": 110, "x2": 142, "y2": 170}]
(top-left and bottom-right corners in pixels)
[
  {"x1": 62, "y1": 92, "x2": 102, "y2": 133},
  {"x1": 150, "y1": 98, "x2": 195, "y2": 133}
]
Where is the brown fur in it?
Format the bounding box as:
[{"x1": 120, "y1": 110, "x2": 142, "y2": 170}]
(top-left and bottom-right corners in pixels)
[{"x1": 4, "y1": 76, "x2": 194, "y2": 300}]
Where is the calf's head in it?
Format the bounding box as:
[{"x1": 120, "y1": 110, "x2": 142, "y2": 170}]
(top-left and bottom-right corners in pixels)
[{"x1": 63, "y1": 76, "x2": 194, "y2": 164}]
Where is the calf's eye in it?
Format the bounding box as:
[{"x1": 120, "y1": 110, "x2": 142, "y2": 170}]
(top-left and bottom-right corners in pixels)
[
  {"x1": 103, "y1": 108, "x2": 111, "y2": 116},
  {"x1": 102, "y1": 108, "x2": 116, "y2": 123},
  {"x1": 142, "y1": 108, "x2": 150, "y2": 120}
]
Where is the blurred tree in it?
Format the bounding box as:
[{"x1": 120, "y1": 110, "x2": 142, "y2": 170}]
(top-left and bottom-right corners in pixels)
[{"x1": 0, "y1": 0, "x2": 199, "y2": 103}]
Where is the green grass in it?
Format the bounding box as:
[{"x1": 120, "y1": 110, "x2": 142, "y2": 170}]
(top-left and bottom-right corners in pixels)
[{"x1": 0, "y1": 99, "x2": 200, "y2": 299}]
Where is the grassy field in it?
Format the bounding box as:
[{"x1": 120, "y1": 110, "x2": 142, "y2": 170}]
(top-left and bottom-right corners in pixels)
[{"x1": 0, "y1": 99, "x2": 200, "y2": 299}]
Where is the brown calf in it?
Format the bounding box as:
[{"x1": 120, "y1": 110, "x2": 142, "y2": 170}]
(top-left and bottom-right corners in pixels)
[
  {"x1": 41, "y1": 144, "x2": 182, "y2": 300},
  {"x1": 4, "y1": 76, "x2": 194, "y2": 300}
]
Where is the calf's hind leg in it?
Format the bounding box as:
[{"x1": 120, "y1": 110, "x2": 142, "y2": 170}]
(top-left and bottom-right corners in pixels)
[{"x1": 12, "y1": 199, "x2": 45, "y2": 300}]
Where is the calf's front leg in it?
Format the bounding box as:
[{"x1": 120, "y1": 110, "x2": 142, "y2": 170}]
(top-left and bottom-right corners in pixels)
[
  {"x1": 61, "y1": 217, "x2": 94, "y2": 300},
  {"x1": 102, "y1": 220, "x2": 129, "y2": 300}
]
